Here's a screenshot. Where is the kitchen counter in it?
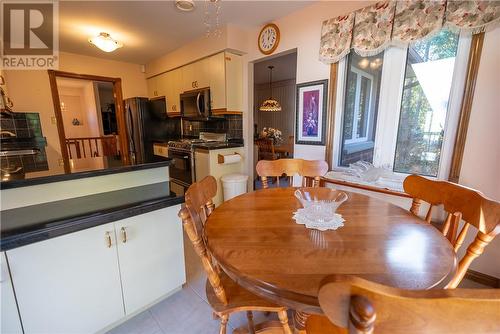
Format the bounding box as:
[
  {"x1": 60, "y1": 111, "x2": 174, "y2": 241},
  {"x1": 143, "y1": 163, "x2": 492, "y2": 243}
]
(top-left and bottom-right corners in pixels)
[
  {"x1": 0, "y1": 182, "x2": 183, "y2": 250},
  {"x1": 1, "y1": 159, "x2": 173, "y2": 189},
  {"x1": 192, "y1": 142, "x2": 244, "y2": 151}
]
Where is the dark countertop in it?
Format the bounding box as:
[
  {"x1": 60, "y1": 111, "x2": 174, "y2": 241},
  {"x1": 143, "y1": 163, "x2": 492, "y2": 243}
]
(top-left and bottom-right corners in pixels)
[
  {"x1": 0, "y1": 181, "x2": 184, "y2": 251},
  {"x1": 192, "y1": 142, "x2": 244, "y2": 151},
  {"x1": 1, "y1": 159, "x2": 174, "y2": 190}
]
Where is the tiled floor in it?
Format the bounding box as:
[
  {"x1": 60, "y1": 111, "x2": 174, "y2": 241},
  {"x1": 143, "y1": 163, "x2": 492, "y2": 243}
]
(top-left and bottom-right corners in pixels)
[
  {"x1": 107, "y1": 233, "x2": 275, "y2": 334},
  {"x1": 108, "y1": 231, "x2": 490, "y2": 334}
]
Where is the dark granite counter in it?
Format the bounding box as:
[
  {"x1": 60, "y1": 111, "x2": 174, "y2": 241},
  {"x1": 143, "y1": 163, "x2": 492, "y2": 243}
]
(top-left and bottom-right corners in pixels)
[
  {"x1": 192, "y1": 142, "x2": 244, "y2": 151},
  {"x1": 1, "y1": 159, "x2": 173, "y2": 190},
  {"x1": 1, "y1": 182, "x2": 184, "y2": 251}
]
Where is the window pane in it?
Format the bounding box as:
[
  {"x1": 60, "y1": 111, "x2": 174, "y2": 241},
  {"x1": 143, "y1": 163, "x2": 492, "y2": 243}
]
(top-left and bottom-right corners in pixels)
[
  {"x1": 340, "y1": 53, "x2": 383, "y2": 166},
  {"x1": 357, "y1": 76, "x2": 371, "y2": 138},
  {"x1": 393, "y1": 29, "x2": 459, "y2": 176}
]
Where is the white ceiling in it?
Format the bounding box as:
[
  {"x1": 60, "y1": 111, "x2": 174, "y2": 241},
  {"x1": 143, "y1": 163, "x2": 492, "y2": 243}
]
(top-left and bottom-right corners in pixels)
[{"x1": 59, "y1": 1, "x2": 314, "y2": 64}]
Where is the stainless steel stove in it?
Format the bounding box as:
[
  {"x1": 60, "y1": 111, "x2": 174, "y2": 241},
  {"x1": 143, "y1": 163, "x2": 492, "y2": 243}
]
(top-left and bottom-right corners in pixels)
[
  {"x1": 167, "y1": 132, "x2": 227, "y2": 151},
  {"x1": 167, "y1": 132, "x2": 227, "y2": 193}
]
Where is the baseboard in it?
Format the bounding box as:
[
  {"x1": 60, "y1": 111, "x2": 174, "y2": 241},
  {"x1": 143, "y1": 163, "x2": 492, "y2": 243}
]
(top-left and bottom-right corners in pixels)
[{"x1": 465, "y1": 269, "x2": 500, "y2": 288}]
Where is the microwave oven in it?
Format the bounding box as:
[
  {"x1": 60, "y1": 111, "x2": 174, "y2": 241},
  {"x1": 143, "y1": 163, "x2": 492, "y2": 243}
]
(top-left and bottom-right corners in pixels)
[{"x1": 180, "y1": 88, "x2": 212, "y2": 120}]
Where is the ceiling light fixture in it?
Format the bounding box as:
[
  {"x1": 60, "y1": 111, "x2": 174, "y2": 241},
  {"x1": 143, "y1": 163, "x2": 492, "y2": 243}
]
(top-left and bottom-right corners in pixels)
[
  {"x1": 88, "y1": 32, "x2": 123, "y2": 53},
  {"x1": 259, "y1": 66, "x2": 282, "y2": 112},
  {"x1": 175, "y1": 0, "x2": 195, "y2": 12},
  {"x1": 204, "y1": 0, "x2": 222, "y2": 37}
]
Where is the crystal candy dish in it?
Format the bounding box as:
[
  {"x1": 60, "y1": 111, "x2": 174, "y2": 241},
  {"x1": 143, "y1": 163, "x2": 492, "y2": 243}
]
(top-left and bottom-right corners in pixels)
[{"x1": 293, "y1": 187, "x2": 348, "y2": 230}]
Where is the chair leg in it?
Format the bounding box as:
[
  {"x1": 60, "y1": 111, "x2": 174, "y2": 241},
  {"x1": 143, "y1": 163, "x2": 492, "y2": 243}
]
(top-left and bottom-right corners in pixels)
[
  {"x1": 278, "y1": 310, "x2": 292, "y2": 334},
  {"x1": 246, "y1": 311, "x2": 255, "y2": 334},
  {"x1": 219, "y1": 314, "x2": 229, "y2": 334}
]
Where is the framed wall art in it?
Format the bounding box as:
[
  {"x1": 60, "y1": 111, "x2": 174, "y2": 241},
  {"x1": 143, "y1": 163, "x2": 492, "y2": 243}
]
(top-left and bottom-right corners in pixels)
[{"x1": 295, "y1": 79, "x2": 328, "y2": 145}]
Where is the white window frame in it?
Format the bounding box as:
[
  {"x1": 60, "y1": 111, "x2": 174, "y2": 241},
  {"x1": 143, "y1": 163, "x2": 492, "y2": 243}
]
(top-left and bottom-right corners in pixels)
[
  {"x1": 332, "y1": 32, "x2": 471, "y2": 179},
  {"x1": 345, "y1": 67, "x2": 374, "y2": 144}
]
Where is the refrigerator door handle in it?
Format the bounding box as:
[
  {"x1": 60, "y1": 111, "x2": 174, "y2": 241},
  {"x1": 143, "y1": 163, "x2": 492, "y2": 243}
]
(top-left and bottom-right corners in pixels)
[{"x1": 126, "y1": 105, "x2": 136, "y2": 163}]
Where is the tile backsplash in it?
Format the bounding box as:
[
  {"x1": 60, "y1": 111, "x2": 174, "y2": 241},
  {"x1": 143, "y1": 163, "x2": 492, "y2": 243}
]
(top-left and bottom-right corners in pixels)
[{"x1": 182, "y1": 114, "x2": 242, "y2": 139}]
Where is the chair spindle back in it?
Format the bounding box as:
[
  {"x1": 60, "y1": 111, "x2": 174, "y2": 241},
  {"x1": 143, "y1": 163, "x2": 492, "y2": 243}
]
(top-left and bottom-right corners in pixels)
[
  {"x1": 403, "y1": 174, "x2": 500, "y2": 288},
  {"x1": 178, "y1": 176, "x2": 228, "y2": 305},
  {"x1": 256, "y1": 159, "x2": 328, "y2": 189}
]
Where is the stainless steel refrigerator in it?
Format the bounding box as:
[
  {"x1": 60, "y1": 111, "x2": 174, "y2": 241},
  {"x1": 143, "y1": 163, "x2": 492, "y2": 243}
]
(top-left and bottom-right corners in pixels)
[{"x1": 124, "y1": 97, "x2": 180, "y2": 164}]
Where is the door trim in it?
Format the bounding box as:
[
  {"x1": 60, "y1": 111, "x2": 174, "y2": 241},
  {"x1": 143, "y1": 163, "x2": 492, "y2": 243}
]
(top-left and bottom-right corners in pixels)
[{"x1": 47, "y1": 70, "x2": 130, "y2": 173}]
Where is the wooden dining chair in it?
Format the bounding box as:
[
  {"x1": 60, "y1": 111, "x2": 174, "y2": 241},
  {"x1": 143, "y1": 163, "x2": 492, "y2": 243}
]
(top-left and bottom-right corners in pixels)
[
  {"x1": 178, "y1": 176, "x2": 292, "y2": 334},
  {"x1": 403, "y1": 175, "x2": 500, "y2": 288},
  {"x1": 318, "y1": 275, "x2": 500, "y2": 334},
  {"x1": 256, "y1": 159, "x2": 329, "y2": 189},
  {"x1": 256, "y1": 138, "x2": 278, "y2": 161}
]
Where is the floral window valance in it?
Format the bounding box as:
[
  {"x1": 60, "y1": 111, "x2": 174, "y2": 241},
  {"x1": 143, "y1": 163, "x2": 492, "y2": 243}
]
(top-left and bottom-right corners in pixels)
[{"x1": 320, "y1": 0, "x2": 500, "y2": 63}]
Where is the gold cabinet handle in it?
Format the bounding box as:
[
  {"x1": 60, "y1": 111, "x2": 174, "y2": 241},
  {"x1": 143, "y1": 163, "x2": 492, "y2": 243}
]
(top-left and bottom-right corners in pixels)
[
  {"x1": 120, "y1": 227, "x2": 128, "y2": 243},
  {"x1": 105, "y1": 231, "x2": 112, "y2": 248}
]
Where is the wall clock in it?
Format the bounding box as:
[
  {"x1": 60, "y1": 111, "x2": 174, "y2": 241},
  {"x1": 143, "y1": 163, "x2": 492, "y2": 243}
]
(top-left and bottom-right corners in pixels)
[{"x1": 258, "y1": 23, "x2": 280, "y2": 55}]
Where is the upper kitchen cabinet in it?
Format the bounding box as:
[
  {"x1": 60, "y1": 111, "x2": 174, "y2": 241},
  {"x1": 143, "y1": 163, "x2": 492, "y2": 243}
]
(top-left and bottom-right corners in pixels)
[
  {"x1": 148, "y1": 72, "x2": 168, "y2": 99},
  {"x1": 209, "y1": 51, "x2": 243, "y2": 114},
  {"x1": 166, "y1": 68, "x2": 182, "y2": 115},
  {"x1": 146, "y1": 51, "x2": 243, "y2": 115},
  {"x1": 181, "y1": 57, "x2": 210, "y2": 92}
]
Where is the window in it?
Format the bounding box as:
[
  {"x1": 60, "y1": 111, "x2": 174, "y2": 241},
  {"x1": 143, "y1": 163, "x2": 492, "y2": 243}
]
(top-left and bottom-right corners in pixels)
[
  {"x1": 335, "y1": 29, "x2": 469, "y2": 178},
  {"x1": 394, "y1": 30, "x2": 459, "y2": 176},
  {"x1": 340, "y1": 53, "x2": 383, "y2": 166}
]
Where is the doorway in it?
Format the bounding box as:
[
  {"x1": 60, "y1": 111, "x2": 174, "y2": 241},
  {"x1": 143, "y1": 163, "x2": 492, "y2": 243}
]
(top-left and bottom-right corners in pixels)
[
  {"x1": 48, "y1": 71, "x2": 128, "y2": 173},
  {"x1": 253, "y1": 51, "x2": 297, "y2": 186}
]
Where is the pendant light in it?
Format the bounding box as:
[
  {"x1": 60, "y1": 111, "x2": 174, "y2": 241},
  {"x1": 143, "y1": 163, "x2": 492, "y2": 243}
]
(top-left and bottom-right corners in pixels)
[{"x1": 259, "y1": 66, "x2": 282, "y2": 112}]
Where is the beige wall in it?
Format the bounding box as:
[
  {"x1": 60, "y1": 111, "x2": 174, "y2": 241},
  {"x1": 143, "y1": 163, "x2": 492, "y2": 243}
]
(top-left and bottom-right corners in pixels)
[
  {"x1": 4, "y1": 51, "x2": 147, "y2": 172},
  {"x1": 243, "y1": 1, "x2": 374, "y2": 165},
  {"x1": 146, "y1": 27, "x2": 230, "y2": 78},
  {"x1": 458, "y1": 28, "x2": 500, "y2": 278}
]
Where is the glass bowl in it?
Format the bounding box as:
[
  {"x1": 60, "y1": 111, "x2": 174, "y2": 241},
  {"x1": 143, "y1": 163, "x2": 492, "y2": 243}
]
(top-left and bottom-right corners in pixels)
[{"x1": 294, "y1": 187, "x2": 348, "y2": 223}]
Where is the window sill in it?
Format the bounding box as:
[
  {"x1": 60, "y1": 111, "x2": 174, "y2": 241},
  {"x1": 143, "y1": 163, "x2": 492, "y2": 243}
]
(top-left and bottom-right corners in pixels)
[{"x1": 344, "y1": 141, "x2": 374, "y2": 154}]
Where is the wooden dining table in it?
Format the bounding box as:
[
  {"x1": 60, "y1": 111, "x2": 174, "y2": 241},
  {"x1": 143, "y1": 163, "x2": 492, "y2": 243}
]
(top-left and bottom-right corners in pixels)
[{"x1": 205, "y1": 187, "x2": 457, "y2": 333}]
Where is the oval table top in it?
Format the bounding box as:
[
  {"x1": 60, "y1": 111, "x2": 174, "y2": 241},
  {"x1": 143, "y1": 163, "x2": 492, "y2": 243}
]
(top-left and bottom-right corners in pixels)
[{"x1": 205, "y1": 187, "x2": 457, "y2": 313}]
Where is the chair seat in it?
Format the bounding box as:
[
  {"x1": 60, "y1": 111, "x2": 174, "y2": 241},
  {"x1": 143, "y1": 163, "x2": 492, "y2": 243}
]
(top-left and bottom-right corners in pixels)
[{"x1": 206, "y1": 271, "x2": 285, "y2": 314}]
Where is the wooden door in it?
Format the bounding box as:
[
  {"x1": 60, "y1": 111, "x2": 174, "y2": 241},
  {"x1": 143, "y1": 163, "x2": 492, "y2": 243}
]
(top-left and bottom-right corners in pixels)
[
  {"x1": 114, "y1": 205, "x2": 186, "y2": 314},
  {"x1": 1, "y1": 252, "x2": 23, "y2": 334},
  {"x1": 7, "y1": 223, "x2": 125, "y2": 334}
]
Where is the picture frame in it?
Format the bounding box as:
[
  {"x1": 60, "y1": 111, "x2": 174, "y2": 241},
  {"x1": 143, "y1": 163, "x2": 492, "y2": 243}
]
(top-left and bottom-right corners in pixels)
[{"x1": 295, "y1": 79, "x2": 328, "y2": 145}]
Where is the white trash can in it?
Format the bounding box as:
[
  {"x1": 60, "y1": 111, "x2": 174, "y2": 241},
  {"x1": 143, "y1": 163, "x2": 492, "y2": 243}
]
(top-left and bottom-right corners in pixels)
[{"x1": 221, "y1": 173, "x2": 249, "y2": 202}]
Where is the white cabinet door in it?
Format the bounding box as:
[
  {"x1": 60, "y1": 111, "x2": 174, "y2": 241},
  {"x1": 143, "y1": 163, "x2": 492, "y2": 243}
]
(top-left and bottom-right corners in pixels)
[
  {"x1": 166, "y1": 69, "x2": 182, "y2": 114},
  {"x1": 209, "y1": 52, "x2": 226, "y2": 110},
  {"x1": 1, "y1": 252, "x2": 23, "y2": 334},
  {"x1": 7, "y1": 223, "x2": 125, "y2": 334},
  {"x1": 114, "y1": 205, "x2": 186, "y2": 315},
  {"x1": 182, "y1": 59, "x2": 210, "y2": 92},
  {"x1": 225, "y1": 52, "x2": 243, "y2": 112},
  {"x1": 156, "y1": 72, "x2": 168, "y2": 98},
  {"x1": 147, "y1": 76, "x2": 158, "y2": 98}
]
